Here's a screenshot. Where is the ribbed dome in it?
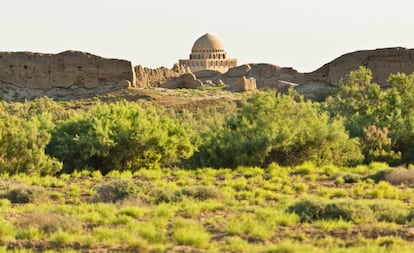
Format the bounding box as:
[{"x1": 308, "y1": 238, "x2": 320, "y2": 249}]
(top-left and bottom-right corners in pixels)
[{"x1": 191, "y1": 33, "x2": 224, "y2": 52}]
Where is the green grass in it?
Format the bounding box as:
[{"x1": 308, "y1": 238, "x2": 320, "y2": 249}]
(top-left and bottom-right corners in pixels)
[
  {"x1": 0, "y1": 165, "x2": 414, "y2": 252},
  {"x1": 172, "y1": 218, "x2": 211, "y2": 248}
]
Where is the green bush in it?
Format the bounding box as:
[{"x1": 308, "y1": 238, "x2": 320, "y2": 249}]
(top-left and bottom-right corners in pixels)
[
  {"x1": 46, "y1": 101, "x2": 195, "y2": 173},
  {"x1": 289, "y1": 197, "x2": 410, "y2": 224},
  {"x1": 365, "y1": 169, "x2": 392, "y2": 183},
  {"x1": 180, "y1": 186, "x2": 223, "y2": 201},
  {"x1": 405, "y1": 209, "x2": 414, "y2": 222},
  {"x1": 342, "y1": 173, "x2": 361, "y2": 183},
  {"x1": 191, "y1": 90, "x2": 362, "y2": 168},
  {"x1": 288, "y1": 198, "x2": 376, "y2": 223},
  {"x1": 95, "y1": 179, "x2": 139, "y2": 203},
  {"x1": 324, "y1": 67, "x2": 414, "y2": 165},
  {"x1": 153, "y1": 188, "x2": 183, "y2": 204},
  {"x1": 287, "y1": 198, "x2": 327, "y2": 222},
  {"x1": 2, "y1": 185, "x2": 46, "y2": 203},
  {"x1": 323, "y1": 200, "x2": 374, "y2": 223},
  {"x1": 0, "y1": 111, "x2": 62, "y2": 175},
  {"x1": 369, "y1": 200, "x2": 408, "y2": 224}
]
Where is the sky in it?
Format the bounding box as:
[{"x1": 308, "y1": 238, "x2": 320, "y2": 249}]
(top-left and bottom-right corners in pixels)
[{"x1": 1, "y1": 0, "x2": 414, "y2": 72}]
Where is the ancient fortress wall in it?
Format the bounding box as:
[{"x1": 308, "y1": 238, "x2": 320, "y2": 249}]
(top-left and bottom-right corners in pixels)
[
  {"x1": 135, "y1": 64, "x2": 189, "y2": 87},
  {"x1": 1, "y1": 47, "x2": 414, "y2": 97},
  {"x1": 305, "y1": 47, "x2": 414, "y2": 87},
  {"x1": 0, "y1": 50, "x2": 136, "y2": 89}
]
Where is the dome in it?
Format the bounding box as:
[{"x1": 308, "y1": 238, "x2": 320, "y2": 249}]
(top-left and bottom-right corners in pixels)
[{"x1": 191, "y1": 33, "x2": 224, "y2": 52}]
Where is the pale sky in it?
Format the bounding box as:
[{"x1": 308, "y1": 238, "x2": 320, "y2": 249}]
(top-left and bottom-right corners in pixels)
[{"x1": 1, "y1": 0, "x2": 414, "y2": 72}]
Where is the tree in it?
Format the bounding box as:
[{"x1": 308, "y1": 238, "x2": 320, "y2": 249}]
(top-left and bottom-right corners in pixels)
[
  {"x1": 324, "y1": 67, "x2": 414, "y2": 165},
  {"x1": 46, "y1": 101, "x2": 195, "y2": 173},
  {"x1": 0, "y1": 111, "x2": 62, "y2": 175},
  {"x1": 191, "y1": 90, "x2": 362, "y2": 168}
]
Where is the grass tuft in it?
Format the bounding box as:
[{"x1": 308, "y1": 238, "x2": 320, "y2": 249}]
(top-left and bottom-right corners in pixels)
[{"x1": 172, "y1": 218, "x2": 210, "y2": 248}]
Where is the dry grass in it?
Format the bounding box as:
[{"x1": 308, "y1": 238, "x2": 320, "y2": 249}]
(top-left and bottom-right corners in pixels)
[
  {"x1": 1, "y1": 184, "x2": 47, "y2": 204},
  {"x1": 16, "y1": 212, "x2": 80, "y2": 234},
  {"x1": 384, "y1": 167, "x2": 414, "y2": 186}
]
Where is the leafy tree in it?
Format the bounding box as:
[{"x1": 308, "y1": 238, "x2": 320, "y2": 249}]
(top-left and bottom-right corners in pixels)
[
  {"x1": 324, "y1": 67, "x2": 388, "y2": 137},
  {"x1": 191, "y1": 90, "x2": 362, "y2": 168},
  {"x1": 324, "y1": 67, "x2": 414, "y2": 164},
  {"x1": 362, "y1": 125, "x2": 401, "y2": 164},
  {"x1": 46, "y1": 101, "x2": 195, "y2": 173},
  {"x1": 386, "y1": 73, "x2": 414, "y2": 163},
  {"x1": 0, "y1": 111, "x2": 62, "y2": 175}
]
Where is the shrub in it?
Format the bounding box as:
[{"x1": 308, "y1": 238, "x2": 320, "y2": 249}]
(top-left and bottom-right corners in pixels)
[
  {"x1": 94, "y1": 179, "x2": 139, "y2": 203},
  {"x1": 368, "y1": 181, "x2": 400, "y2": 199},
  {"x1": 369, "y1": 200, "x2": 408, "y2": 224},
  {"x1": 286, "y1": 198, "x2": 326, "y2": 222},
  {"x1": 180, "y1": 186, "x2": 223, "y2": 201},
  {"x1": 191, "y1": 90, "x2": 362, "y2": 168},
  {"x1": 323, "y1": 68, "x2": 414, "y2": 165},
  {"x1": 172, "y1": 219, "x2": 210, "y2": 248},
  {"x1": 384, "y1": 167, "x2": 414, "y2": 186},
  {"x1": 405, "y1": 209, "x2": 414, "y2": 222},
  {"x1": 2, "y1": 185, "x2": 46, "y2": 203},
  {"x1": 288, "y1": 198, "x2": 375, "y2": 223},
  {"x1": 323, "y1": 200, "x2": 374, "y2": 223},
  {"x1": 342, "y1": 173, "x2": 361, "y2": 183},
  {"x1": 16, "y1": 212, "x2": 80, "y2": 234},
  {"x1": 291, "y1": 198, "x2": 409, "y2": 224},
  {"x1": 47, "y1": 101, "x2": 195, "y2": 173},
  {"x1": 0, "y1": 112, "x2": 62, "y2": 175},
  {"x1": 365, "y1": 169, "x2": 392, "y2": 183},
  {"x1": 362, "y1": 125, "x2": 401, "y2": 164},
  {"x1": 153, "y1": 188, "x2": 183, "y2": 204}
]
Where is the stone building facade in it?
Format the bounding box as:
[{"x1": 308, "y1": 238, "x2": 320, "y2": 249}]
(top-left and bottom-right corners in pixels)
[{"x1": 179, "y1": 33, "x2": 237, "y2": 73}]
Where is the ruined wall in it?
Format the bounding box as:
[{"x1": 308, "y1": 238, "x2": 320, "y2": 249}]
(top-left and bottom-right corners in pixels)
[
  {"x1": 305, "y1": 47, "x2": 414, "y2": 87},
  {"x1": 0, "y1": 50, "x2": 136, "y2": 89},
  {"x1": 139, "y1": 48, "x2": 414, "y2": 92},
  {"x1": 135, "y1": 64, "x2": 189, "y2": 87},
  {"x1": 159, "y1": 63, "x2": 303, "y2": 92},
  {"x1": 2, "y1": 47, "x2": 414, "y2": 99}
]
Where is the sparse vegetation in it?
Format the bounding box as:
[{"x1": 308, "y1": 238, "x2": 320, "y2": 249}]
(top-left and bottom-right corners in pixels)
[
  {"x1": 0, "y1": 165, "x2": 413, "y2": 252},
  {"x1": 1, "y1": 184, "x2": 46, "y2": 203},
  {"x1": 1, "y1": 69, "x2": 414, "y2": 251}
]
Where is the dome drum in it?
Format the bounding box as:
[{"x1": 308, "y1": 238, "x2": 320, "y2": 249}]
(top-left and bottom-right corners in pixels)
[{"x1": 179, "y1": 33, "x2": 237, "y2": 73}]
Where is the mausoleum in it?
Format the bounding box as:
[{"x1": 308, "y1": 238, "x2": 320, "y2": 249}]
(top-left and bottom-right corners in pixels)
[{"x1": 179, "y1": 33, "x2": 237, "y2": 73}]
